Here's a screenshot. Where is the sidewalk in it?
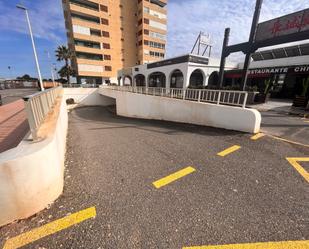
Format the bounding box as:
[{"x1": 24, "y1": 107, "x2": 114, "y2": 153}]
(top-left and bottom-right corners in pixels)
[
  {"x1": 0, "y1": 100, "x2": 29, "y2": 153},
  {"x1": 249, "y1": 99, "x2": 309, "y2": 146},
  {"x1": 248, "y1": 99, "x2": 309, "y2": 117}
]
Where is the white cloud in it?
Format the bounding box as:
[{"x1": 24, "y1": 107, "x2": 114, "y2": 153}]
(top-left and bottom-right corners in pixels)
[
  {"x1": 0, "y1": 0, "x2": 66, "y2": 43},
  {"x1": 167, "y1": 0, "x2": 309, "y2": 62}
]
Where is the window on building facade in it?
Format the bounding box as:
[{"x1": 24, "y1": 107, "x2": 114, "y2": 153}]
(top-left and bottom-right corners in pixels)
[
  {"x1": 149, "y1": 31, "x2": 166, "y2": 41},
  {"x1": 76, "y1": 52, "x2": 103, "y2": 61},
  {"x1": 101, "y1": 18, "x2": 109, "y2": 25},
  {"x1": 105, "y1": 66, "x2": 112, "y2": 71},
  {"x1": 149, "y1": 51, "x2": 165, "y2": 58},
  {"x1": 74, "y1": 39, "x2": 101, "y2": 49},
  {"x1": 102, "y1": 31, "x2": 110, "y2": 37},
  {"x1": 100, "y1": 4, "x2": 108, "y2": 12}
]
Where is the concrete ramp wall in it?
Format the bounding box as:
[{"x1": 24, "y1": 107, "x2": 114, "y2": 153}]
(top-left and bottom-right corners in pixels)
[
  {"x1": 0, "y1": 95, "x2": 68, "y2": 227},
  {"x1": 100, "y1": 88, "x2": 261, "y2": 133},
  {"x1": 64, "y1": 88, "x2": 115, "y2": 107}
]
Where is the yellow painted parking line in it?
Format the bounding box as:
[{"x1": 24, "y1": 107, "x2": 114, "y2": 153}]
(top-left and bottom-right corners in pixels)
[
  {"x1": 183, "y1": 240, "x2": 309, "y2": 249},
  {"x1": 153, "y1": 166, "x2": 196, "y2": 189},
  {"x1": 286, "y1": 157, "x2": 309, "y2": 183},
  {"x1": 217, "y1": 145, "x2": 241, "y2": 157},
  {"x1": 251, "y1": 133, "x2": 265, "y2": 140},
  {"x1": 266, "y1": 134, "x2": 309, "y2": 148},
  {"x1": 3, "y1": 206, "x2": 96, "y2": 249}
]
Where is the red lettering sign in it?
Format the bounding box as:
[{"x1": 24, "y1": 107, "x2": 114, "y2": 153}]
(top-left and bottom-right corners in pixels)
[{"x1": 256, "y1": 8, "x2": 309, "y2": 41}]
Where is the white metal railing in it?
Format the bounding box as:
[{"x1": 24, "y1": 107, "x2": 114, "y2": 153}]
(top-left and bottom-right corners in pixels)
[
  {"x1": 102, "y1": 86, "x2": 248, "y2": 108},
  {"x1": 62, "y1": 83, "x2": 99, "y2": 88},
  {"x1": 23, "y1": 86, "x2": 63, "y2": 140}
]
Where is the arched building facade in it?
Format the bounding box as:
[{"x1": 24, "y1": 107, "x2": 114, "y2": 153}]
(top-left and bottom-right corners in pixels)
[{"x1": 117, "y1": 54, "x2": 237, "y2": 89}]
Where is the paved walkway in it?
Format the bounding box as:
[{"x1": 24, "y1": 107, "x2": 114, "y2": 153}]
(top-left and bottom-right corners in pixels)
[
  {"x1": 1, "y1": 106, "x2": 308, "y2": 249},
  {"x1": 0, "y1": 100, "x2": 29, "y2": 153}
]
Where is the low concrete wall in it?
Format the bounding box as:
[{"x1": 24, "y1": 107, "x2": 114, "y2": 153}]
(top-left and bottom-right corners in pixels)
[
  {"x1": 0, "y1": 95, "x2": 68, "y2": 227},
  {"x1": 100, "y1": 88, "x2": 261, "y2": 133},
  {"x1": 63, "y1": 88, "x2": 115, "y2": 107}
]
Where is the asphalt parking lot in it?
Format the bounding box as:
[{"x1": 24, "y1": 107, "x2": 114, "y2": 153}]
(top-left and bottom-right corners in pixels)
[{"x1": 0, "y1": 106, "x2": 308, "y2": 249}]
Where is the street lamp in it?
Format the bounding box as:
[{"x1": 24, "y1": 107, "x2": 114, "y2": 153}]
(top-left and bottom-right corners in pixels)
[
  {"x1": 45, "y1": 50, "x2": 56, "y2": 86},
  {"x1": 16, "y1": 4, "x2": 44, "y2": 91}
]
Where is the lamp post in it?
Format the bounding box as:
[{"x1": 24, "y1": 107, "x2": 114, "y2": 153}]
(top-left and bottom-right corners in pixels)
[
  {"x1": 16, "y1": 4, "x2": 44, "y2": 91},
  {"x1": 45, "y1": 50, "x2": 56, "y2": 86}
]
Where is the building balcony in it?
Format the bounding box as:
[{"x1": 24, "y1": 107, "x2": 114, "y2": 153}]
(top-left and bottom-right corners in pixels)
[
  {"x1": 150, "y1": 0, "x2": 167, "y2": 8},
  {"x1": 69, "y1": 0, "x2": 99, "y2": 12}
]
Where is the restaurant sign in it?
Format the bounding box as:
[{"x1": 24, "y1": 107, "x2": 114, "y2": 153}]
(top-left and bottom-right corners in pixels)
[
  {"x1": 247, "y1": 65, "x2": 309, "y2": 76},
  {"x1": 249, "y1": 66, "x2": 309, "y2": 75},
  {"x1": 226, "y1": 66, "x2": 309, "y2": 78},
  {"x1": 255, "y1": 8, "x2": 309, "y2": 42}
]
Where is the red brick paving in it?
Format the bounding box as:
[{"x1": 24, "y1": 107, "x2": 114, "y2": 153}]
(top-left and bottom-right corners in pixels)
[{"x1": 0, "y1": 100, "x2": 29, "y2": 153}]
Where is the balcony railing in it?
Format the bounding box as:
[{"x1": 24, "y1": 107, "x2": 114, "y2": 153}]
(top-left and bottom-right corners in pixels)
[
  {"x1": 102, "y1": 86, "x2": 248, "y2": 108},
  {"x1": 69, "y1": 0, "x2": 99, "y2": 11}
]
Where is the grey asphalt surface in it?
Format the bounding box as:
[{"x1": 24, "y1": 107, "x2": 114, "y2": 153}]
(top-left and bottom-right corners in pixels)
[
  {"x1": 0, "y1": 88, "x2": 38, "y2": 105},
  {"x1": 260, "y1": 110, "x2": 309, "y2": 146},
  {"x1": 0, "y1": 106, "x2": 308, "y2": 249}
]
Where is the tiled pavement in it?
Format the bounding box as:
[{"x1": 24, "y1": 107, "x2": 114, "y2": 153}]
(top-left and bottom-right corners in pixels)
[{"x1": 0, "y1": 100, "x2": 29, "y2": 153}]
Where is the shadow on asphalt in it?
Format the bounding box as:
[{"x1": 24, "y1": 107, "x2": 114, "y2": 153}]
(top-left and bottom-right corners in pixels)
[{"x1": 70, "y1": 105, "x2": 243, "y2": 137}]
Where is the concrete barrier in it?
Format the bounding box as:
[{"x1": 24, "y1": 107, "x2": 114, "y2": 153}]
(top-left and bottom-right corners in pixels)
[
  {"x1": 100, "y1": 88, "x2": 261, "y2": 133},
  {"x1": 63, "y1": 88, "x2": 115, "y2": 107},
  {"x1": 0, "y1": 95, "x2": 68, "y2": 227}
]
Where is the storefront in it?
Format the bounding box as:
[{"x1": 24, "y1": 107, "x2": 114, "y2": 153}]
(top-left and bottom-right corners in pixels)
[
  {"x1": 222, "y1": 43, "x2": 309, "y2": 100},
  {"x1": 224, "y1": 65, "x2": 309, "y2": 99}
]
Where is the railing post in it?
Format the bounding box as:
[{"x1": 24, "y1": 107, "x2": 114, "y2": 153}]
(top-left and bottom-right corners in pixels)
[
  {"x1": 161, "y1": 88, "x2": 163, "y2": 97},
  {"x1": 243, "y1": 92, "x2": 248, "y2": 108},
  {"x1": 217, "y1": 91, "x2": 221, "y2": 105},
  {"x1": 23, "y1": 99, "x2": 38, "y2": 140},
  {"x1": 183, "y1": 89, "x2": 186, "y2": 100},
  {"x1": 198, "y1": 90, "x2": 201, "y2": 102}
]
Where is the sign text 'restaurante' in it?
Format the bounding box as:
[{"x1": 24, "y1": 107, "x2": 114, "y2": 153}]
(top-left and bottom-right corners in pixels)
[{"x1": 249, "y1": 66, "x2": 309, "y2": 75}]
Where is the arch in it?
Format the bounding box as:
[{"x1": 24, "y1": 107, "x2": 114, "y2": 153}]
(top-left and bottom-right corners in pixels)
[
  {"x1": 189, "y1": 69, "x2": 205, "y2": 89},
  {"x1": 148, "y1": 72, "x2": 166, "y2": 88},
  {"x1": 123, "y1": 75, "x2": 132, "y2": 86},
  {"x1": 134, "y1": 74, "x2": 146, "y2": 87},
  {"x1": 208, "y1": 71, "x2": 219, "y2": 87},
  {"x1": 170, "y1": 69, "x2": 184, "y2": 88}
]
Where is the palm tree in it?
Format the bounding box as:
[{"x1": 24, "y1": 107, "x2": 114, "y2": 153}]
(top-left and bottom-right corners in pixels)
[{"x1": 55, "y1": 45, "x2": 74, "y2": 84}]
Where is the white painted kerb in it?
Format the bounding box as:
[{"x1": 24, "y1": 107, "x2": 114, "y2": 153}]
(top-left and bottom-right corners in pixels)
[
  {"x1": 100, "y1": 88, "x2": 261, "y2": 133},
  {"x1": 0, "y1": 96, "x2": 68, "y2": 227}
]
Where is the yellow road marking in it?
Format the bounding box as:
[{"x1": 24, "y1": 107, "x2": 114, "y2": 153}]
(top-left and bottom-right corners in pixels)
[
  {"x1": 217, "y1": 145, "x2": 241, "y2": 157},
  {"x1": 3, "y1": 206, "x2": 96, "y2": 249},
  {"x1": 286, "y1": 158, "x2": 309, "y2": 183},
  {"x1": 183, "y1": 240, "x2": 309, "y2": 249},
  {"x1": 266, "y1": 134, "x2": 309, "y2": 148},
  {"x1": 251, "y1": 133, "x2": 265, "y2": 140},
  {"x1": 153, "y1": 166, "x2": 196, "y2": 189}
]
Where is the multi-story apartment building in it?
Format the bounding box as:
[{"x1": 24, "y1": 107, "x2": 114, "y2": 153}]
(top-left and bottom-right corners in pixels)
[{"x1": 62, "y1": 0, "x2": 168, "y2": 84}]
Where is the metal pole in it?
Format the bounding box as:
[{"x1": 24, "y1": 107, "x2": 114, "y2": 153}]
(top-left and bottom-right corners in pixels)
[
  {"x1": 218, "y1": 28, "x2": 230, "y2": 89},
  {"x1": 17, "y1": 5, "x2": 44, "y2": 91},
  {"x1": 46, "y1": 51, "x2": 56, "y2": 86},
  {"x1": 241, "y1": 0, "x2": 263, "y2": 91}
]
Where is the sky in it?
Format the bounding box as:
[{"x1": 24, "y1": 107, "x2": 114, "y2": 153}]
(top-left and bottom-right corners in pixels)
[{"x1": 0, "y1": 0, "x2": 309, "y2": 79}]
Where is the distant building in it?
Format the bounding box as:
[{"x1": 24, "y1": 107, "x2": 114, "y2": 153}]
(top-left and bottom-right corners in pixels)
[{"x1": 62, "y1": 0, "x2": 168, "y2": 85}]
